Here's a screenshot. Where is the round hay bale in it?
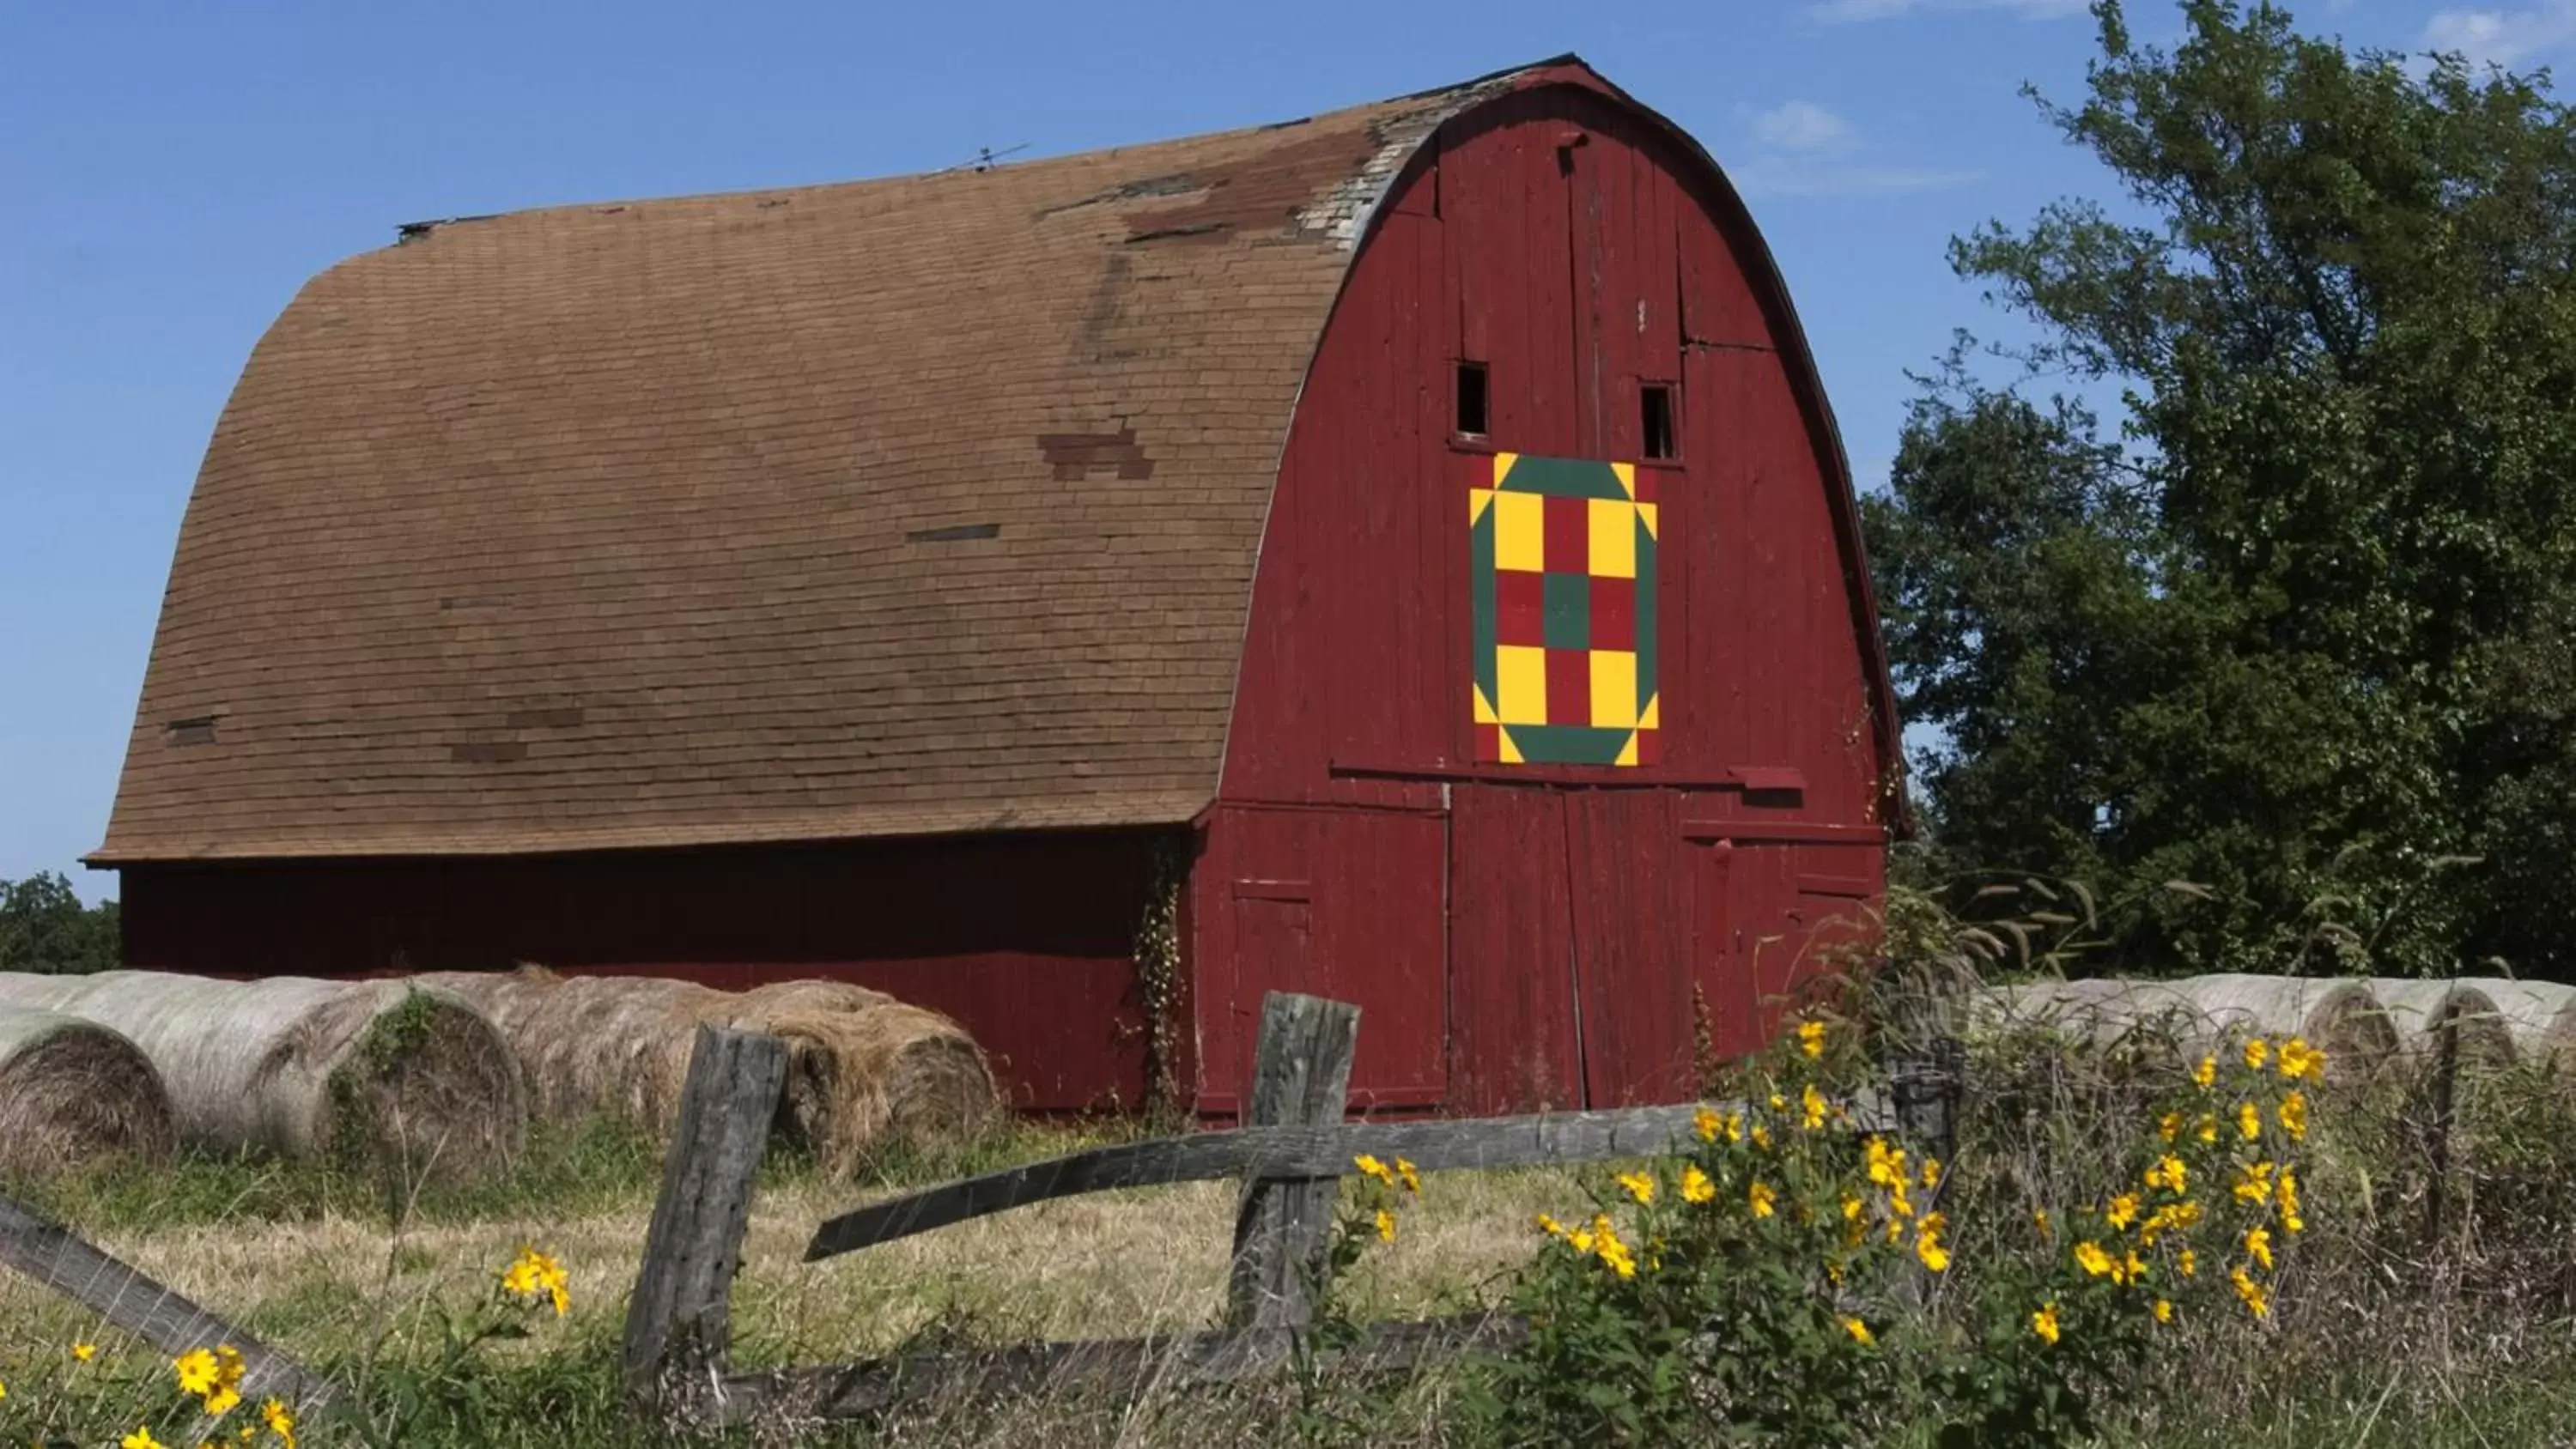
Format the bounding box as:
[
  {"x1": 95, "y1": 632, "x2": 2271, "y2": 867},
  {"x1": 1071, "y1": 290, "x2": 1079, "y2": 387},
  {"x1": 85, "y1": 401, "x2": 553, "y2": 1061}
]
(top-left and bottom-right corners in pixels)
[
  {"x1": 0, "y1": 972, "x2": 524, "y2": 1181},
  {"x1": 0, "y1": 1007, "x2": 176, "y2": 1177},
  {"x1": 2469, "y1": 980, "x2": 2576, "y2": 1068},
  {"x1": 1971, "y1": 979, "x2": 2199, "y2": 1050},
  {"x1": 416, "y1": 968, "x2": 719, "y2": 1133},
  {"x1": 2366, "y1": 979, "x2": 2517, "y2": 1080},
  {"x1": 2161, "y1": 975, "x2": 2400, "y2": 1083},
  {"x1": 727, "y1": 980, "x2": 1001, "y2": 1164},
  {"x1": 418, "y1": 971, "x2": 1003, "y2": 1169}
]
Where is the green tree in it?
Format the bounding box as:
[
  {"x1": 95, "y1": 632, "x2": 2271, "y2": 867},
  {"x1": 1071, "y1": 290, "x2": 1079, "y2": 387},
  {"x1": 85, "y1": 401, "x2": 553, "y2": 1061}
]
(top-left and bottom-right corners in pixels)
[
  {"x1": 0, "y1": 872, "x2": 121, "y2": 974},
  {"x1": 1868, "y1": 1, "x2": 2576, "y2": 974}
]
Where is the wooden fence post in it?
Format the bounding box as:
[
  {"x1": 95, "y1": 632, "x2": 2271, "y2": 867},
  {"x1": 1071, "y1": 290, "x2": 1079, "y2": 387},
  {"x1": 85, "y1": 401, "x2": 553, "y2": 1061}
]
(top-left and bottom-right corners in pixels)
[
  {"x1": 623, "y1": 1025, "x2": 787, "y2": 1412},
  {"x1": 1226, "y1": 992, "x2": 1360, "y2": 1330}
]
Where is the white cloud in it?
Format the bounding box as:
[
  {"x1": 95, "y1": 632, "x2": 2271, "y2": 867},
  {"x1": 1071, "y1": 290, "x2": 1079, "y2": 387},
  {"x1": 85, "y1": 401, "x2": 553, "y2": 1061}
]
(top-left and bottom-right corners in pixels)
[
  {"x1": 1807, "y1": 0, "x2": 2087, "y2": 23},
  {"x1": 2423, "y1": 1, "x2": 2576, "y2": 65},
  {"x1": 1751, "y1": 100, "x2": 1855, "y2": 153}
]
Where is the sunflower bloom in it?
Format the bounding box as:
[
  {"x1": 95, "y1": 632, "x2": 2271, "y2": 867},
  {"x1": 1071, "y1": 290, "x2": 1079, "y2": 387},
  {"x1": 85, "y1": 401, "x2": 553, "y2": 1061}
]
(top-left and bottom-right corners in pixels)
[
  {"x1": 72, "y1": 1342, "x2": 96, "y2": 1363},
  {"x1": 2244, "y1": 1037, "x2": 2270, "y2": 1071},
  {"x1": 2179, "y1": 1247, "x2": 2197, "y2": 1277},
  {"x1": 1749, "y1": 1180, "x2": 1777, "y2": 1218},
  {"x1": 2075, "y1": 1240, "x2": 2116, "y2": 1277},
  {"x1": 175, "y1": 1349, "x2": 219, "y2": 1397},
  {"x1": 1681, "y1": 1166, "x2": 1716, "y2": 1204},
  {"x1": 263, "y1": 1400, "x2": 295, "y2": 1449},
  {"x1": 1394, "y1": 1158, "x2": 1421, "y2": 1195},
  {"x1": 2192, "y1": 1056, "x2": 2218, "y2": 1089},
  {"x1": 1915, "y1": 1214, "x2": 1953, "y2": 1273},
  {"x1": 1617, "y1": 1170, "x2": 1656, "y2": 1205},
  {"x1": 2159, "y1": 1111, "x2": 2183, "y2": 1143},
  {"x1": 2237, "y1": 1101, "x2": 2263, "y2": 1141},
  {"x1": 1375, "y1": 1208, "x2": 1397, "y2": 1243},
  {"x1": 1801, "y1": 1083, "x2": 1829, "y2": 1131},
  {"x1": 2106, "y1": 1193, "x2": 2140, "y2": 1231},
  {"x1": 2032, "y1": 1302, "x2": 2062, "y2": 1345},
  {"x1": 122, "y1": 1430, "x2": 164, "y2": 1449},
  {"x1": 1536, "y1": 1212, "x2": 1565, "y2": 1238},
  {"x1": 2233, "y1": 1161, "x2": 2276, "y2": 1207},
  {"x1": 1842, "y1": 1315, "x2": 1874, "y2": 1345},
  {"x1": 1694, "y1": 1105, "x2": 1722, "y2": 1143},
  {"x1": 1922, "y1": 1157, "x2": 1942, "y2": 1190},
  {"x1": 2278, "y1": 1090, "x2": 2309, "y2": 1141},
  {"x1": 2196, "y1": 1113, "x2": 2220, "y2": 1144},
  {"x1": 2154, "y1": 1298, "x2": 2175, "y2": 1324},
  {"x1": 1353, "y1": 1155, "x2": 1394, "y2": 1187},
  {"x1": 2279, "y1": 1168, "x2": 2306, "y2": 1234},
  {"x1": 1799, "y1": 1018, "x2": 1827, "y2": 1058},
  {"x1": 1751, "y1": 1125, "x2": 1772, "y2": 1151},
  {"x1": 2245, "y1": 1226, "x2": 2274, "y2": 1270},
  {"x1": 2145, "y1": 1155, "x2": 2189, "y2": 1195},
  {"x1": 2279, "y1": 1037, "x2": 2324, "y2": 1082}
]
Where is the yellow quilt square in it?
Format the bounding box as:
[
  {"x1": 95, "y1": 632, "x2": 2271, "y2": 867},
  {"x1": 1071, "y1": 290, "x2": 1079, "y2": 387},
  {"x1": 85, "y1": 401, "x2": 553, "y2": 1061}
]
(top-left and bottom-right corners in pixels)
[
  {"x1": 1588, "y1": 499, "x2": 1637, "y2": 579},
  {"x1": 1493, "y1": 491, "x2": 1546, "y2": 573},
  {"x1": 1590, "y1": 650, "x2": 1637, "y2": 730},
  {"x1": 1496, "y1": 646, "x2": 1550, "y2": 725}
]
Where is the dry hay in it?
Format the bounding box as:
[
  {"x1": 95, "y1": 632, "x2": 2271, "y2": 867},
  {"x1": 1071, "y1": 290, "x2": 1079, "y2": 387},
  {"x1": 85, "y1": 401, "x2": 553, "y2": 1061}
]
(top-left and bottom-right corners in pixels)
[
  {"x1": 0, "y1": 972, "x2": 525, "y2": 1183},
  {"x1": 0, "y1": 1007, "x2": 176, "y2": 1178},
  {"x1": 1974, "y1": 975, "x2": 2397, "y2": 1086},
  {"x1": 2366, "y1": 979, "x2": 2518, "y2": 1081},
  {"x1": 2464, "y1": 980, "x2": 2576, "y2": 1069},
  {"x1": 416, "y1": 969, "x2": 999, "y2": 1170}
]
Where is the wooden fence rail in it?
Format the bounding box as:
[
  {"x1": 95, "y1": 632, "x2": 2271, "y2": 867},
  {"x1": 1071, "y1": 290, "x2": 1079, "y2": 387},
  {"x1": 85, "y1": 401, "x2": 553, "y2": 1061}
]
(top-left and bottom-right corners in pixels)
[{"x1": 625, "y1": 991, "x2": 1905, "y2": 1425}]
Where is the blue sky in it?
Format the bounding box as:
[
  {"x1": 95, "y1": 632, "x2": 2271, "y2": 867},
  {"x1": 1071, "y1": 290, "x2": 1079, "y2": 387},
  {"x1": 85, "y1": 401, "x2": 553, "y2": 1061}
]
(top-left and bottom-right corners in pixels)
[{"x1": 0, "y1": 0, "x2": 2546, "y2": 899}]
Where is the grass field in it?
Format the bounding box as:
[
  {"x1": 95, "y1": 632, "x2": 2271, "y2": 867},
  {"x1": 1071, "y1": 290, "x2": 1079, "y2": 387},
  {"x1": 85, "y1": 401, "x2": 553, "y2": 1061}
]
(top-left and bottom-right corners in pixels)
[{"x1": 7, "y1": 1100, "x2": 2576, "y2": 1446}]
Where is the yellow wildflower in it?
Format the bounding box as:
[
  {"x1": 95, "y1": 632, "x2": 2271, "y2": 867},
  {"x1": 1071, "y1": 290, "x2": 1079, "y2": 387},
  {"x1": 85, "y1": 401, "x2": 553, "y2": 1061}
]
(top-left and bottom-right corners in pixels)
[
  {"x1": 2192, "y1": 1055, "x2": 2218, "y2": 1089},
  {"x1": 205, "y1": 1385, "x2": 241, "y2": 1417},
  {"x1": 2244, "y1": 1037, "x2": 2270, "y2": 1071},
  {"x1": 1801, "y1": 1083, "x2": 1829, "y2": 1131},
  {"x1": 2196, "y1": 1113, "x2": 2220, "y2": 1144},
  {"x1": 175, "y1": 1349, "x2": 219, "y2": 1397},
  {"x1": 2237, "y1": 1101, "x2": 2262, "y2": 1141},
  {"x1": 263, "y1": 1399, "x2": 295, "y2": 1449},
  {"x1": 1844, "y1": 1194, "x2": 1865, "y2": 1221},
  {"x1": 1376, "y1": 1208, "x2": 1397, "y2": 1244},
  {"x1": 2279, "y1": 1167, "x2": 2306, "y2": 1234},
  {"x1": 1536, "y1": 1212, "x2": 1564, "y2": 1237},
  {"x1": 1353, "y1": 1154, "x2": 1394, "y2": 1187},
  {"x1": 2245, "y1": 1226, "x2": 2274, "y2": 1270},
  {"x1": 1843, "y1": 1315, "x2": 1874, "y2": 1345},
  {"x1": 501, "y1": 1245, "x2": 572, "y2": 1318},
  {"x1": 1595, "y1": 1219, "x2": 1637, "y2": 1278},
  {"x1": 2159, "y1": 1111, "x2": 2183, "y2": 1143},
  {"x1": 2231, "y1": 1266, "x2": 2269, "y2": 1319},
  {"x1": 123, "y1": 1430, "x2": 164, "y2": 1449},
  {"x1": 1681, "y1": 1166, "x2": 1716, "y2": 1204},
  {"x1": 2032, "y1": 1302, "x2": 2062, "y2": 1345},
  {"x1": 1922, "y1": 1157, "x2": 1942, "y2": 1191},
  {"x1": 1915, "y1": 1213, "x2": 1952, "y2": 1273},
  {"x1": 2075, "y1": 1240, "x2": 2116, "y2": 1277},
  {"x1": 1799, "y1": 1018, "x2": 1828, "y2": 1058},
  {"x1": 1770, "y1": 1092, "x2": 1788, "y2": 1112},
  {"x1": 2233, "y1": 1161, "x2": 2276, "y2": 1208},
  {"x1": 1617, "y1": 1171, "x2": 1656, "y2": 1205},
  {"x1": 2154, "y1": 1298, "x2": 2175, "y2": 1324},
  {"x1": 1751, "y1": 1125, "x2": 1772, "y2": 1151},
  {"x1": 2124, "y1": 1249, "x2": 2149, "y2": 1282},
  {"x1": 2179, "y1": 1248, "x2": 2198, "y2": 1277},
  {"x1": 73, "y1": 1342, "x2": 96, "y2": 1363},
  {"x1": 1749, "y1": 1180, "x2": 1777, "y2": 1218},
  {"x1": 2279, "y1": 1037, "x2": 2324, "y2": 1082},
  {"x1": 1694, "y1": 1105, "x2": 1722, "y2": 1143},
  {"x1": 2278, "y1": 1090, "x2": 2309, "y2": 1142},
  {"x1": 2034, "y1": 1207, "x2": 2052, "y2": 1238},
  {"x1": 1395, "y1": 1157, "x2": 1421, "y2": 1195},
  {"x1": 2145, "y1": 1155, "x2": 2189, "y2": 1195},
  {"x1": 2106, "y1": 1193, "x2": 2140, "y2": 1231}
]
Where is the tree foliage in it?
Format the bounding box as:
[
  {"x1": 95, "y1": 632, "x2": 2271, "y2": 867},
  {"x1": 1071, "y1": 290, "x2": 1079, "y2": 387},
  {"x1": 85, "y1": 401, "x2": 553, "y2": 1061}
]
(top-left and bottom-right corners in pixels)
[
  {"x1": 0, "y1": 872, "x2": 121, "y2": 974},
  {"x1": 1867, "y1": 0, "x2": 2576, "y2": 974}
]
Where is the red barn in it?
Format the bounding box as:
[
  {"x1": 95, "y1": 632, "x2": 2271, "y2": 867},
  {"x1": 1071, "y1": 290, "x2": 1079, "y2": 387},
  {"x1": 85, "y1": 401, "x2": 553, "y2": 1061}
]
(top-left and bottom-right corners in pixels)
[{"x1": 92, "y1": 58, "x2": 1902, "y2": 1119}]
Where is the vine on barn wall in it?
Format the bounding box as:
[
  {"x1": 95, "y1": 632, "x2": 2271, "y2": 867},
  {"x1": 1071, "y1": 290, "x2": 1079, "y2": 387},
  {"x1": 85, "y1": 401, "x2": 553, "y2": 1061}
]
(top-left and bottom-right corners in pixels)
[{"x1": 1133, "y1": 839, "x2": 1188, "y2": 1128}]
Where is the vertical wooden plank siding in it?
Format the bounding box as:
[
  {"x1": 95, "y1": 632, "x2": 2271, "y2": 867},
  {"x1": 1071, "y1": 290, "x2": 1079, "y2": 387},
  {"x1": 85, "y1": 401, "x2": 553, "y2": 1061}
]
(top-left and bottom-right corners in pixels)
[
  {"x1": 1564, "y1": 790, "x2": 1695, "y2": 1105},
  {"x1": 1446, "y1": 786, "x2": 1582, "y2": 1115}
]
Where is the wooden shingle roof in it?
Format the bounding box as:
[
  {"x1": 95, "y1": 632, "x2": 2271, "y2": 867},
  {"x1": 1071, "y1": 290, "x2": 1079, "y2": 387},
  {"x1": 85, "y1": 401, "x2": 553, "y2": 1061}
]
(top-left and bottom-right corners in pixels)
[{"x1": 96, "y1": 65, "x2": 1549, "y2": 863}]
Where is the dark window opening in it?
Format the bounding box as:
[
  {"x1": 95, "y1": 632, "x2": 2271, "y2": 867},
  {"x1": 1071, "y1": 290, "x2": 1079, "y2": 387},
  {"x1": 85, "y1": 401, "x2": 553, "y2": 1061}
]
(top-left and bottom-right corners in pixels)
[
  {"x1": 1455, "y1": 362, "x2": 1489, "y2": 437},
  {"x1": 1641, "y1": 384, "x2": 1676, "y2": 459}
]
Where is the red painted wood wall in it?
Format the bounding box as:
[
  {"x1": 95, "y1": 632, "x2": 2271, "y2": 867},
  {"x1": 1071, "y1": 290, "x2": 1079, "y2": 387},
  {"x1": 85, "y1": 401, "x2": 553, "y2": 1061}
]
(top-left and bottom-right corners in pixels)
[
  {"x1": 1204, "y1": 77, "x2": 1893, "y2": 1119},
  {"x1": 116, "y1": 832, "x2": 1163, "y2": 1113}
]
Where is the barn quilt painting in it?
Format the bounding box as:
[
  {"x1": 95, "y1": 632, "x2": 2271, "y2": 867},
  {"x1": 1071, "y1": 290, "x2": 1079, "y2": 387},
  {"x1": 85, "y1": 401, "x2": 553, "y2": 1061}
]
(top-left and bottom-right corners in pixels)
[{"x1": 1469, "y1": 452, "x2": 1660, "y2": 766}]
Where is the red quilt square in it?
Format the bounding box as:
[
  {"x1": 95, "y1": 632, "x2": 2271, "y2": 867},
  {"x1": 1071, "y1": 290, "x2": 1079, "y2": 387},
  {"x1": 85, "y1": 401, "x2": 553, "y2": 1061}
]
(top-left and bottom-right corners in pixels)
[
  {"x1": 1543, "y1": 494, "x2": 1590, "y2": 573},
  {"x1": 1546, "y1": 646, "x2": 1591, "y2": 727},
  {"x1": 1495, "y1": 570, "x2": 1548, "y2": 647},
  {"x1": 1589, "y1": 575, "x2": 1635, "y2": 651}
]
